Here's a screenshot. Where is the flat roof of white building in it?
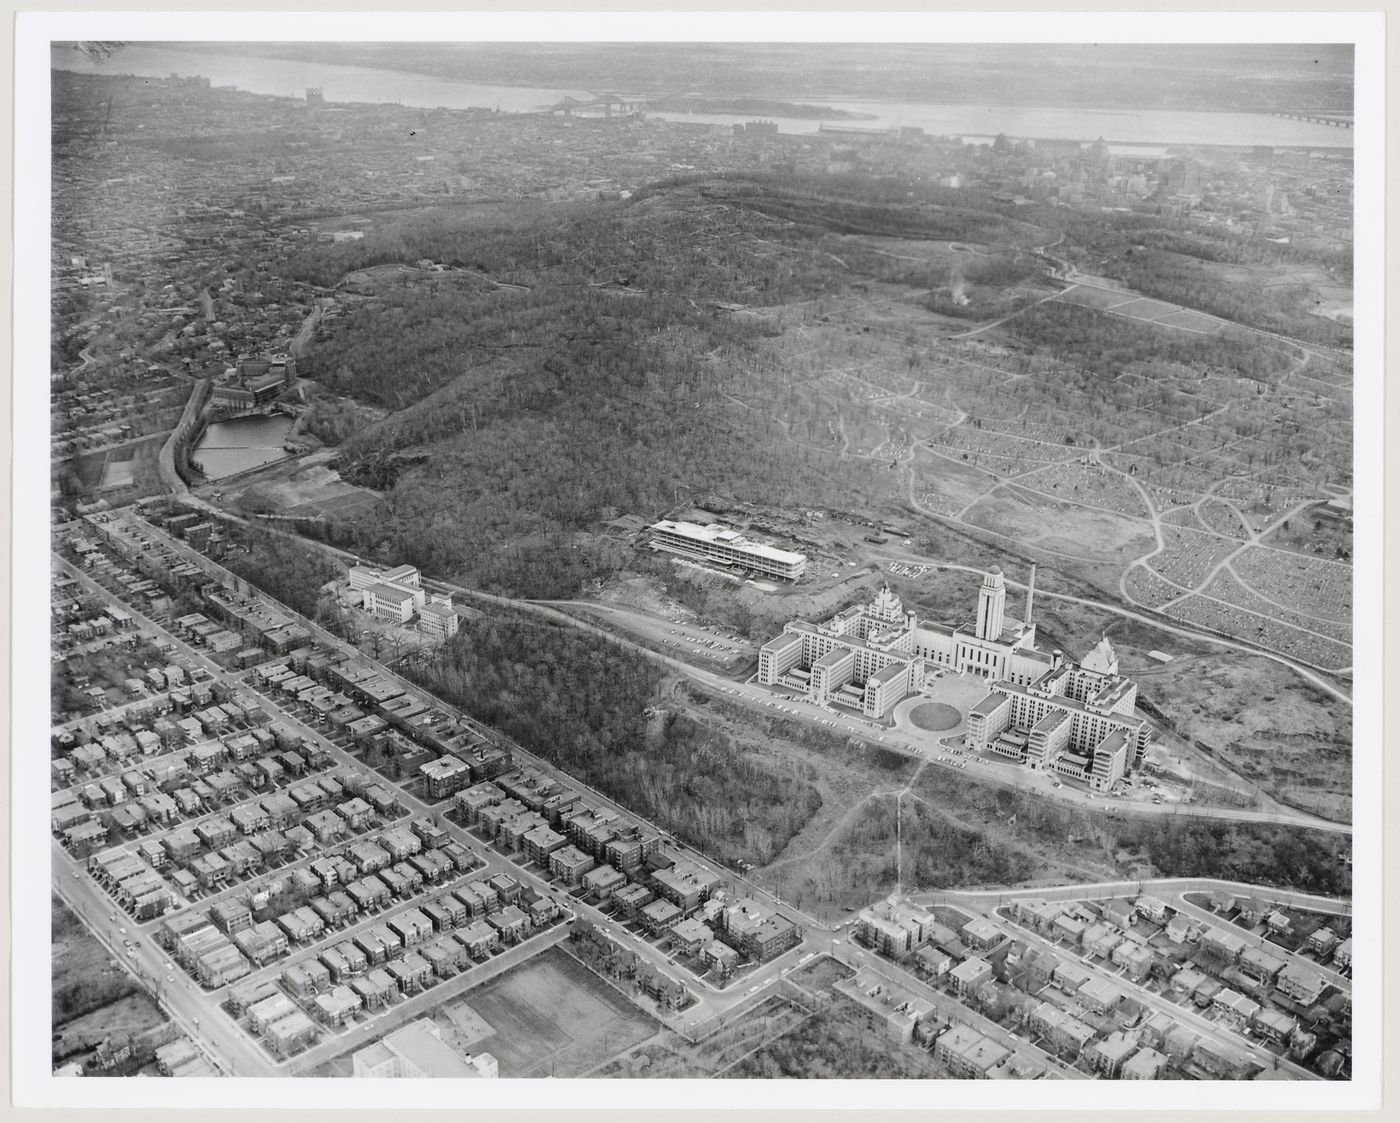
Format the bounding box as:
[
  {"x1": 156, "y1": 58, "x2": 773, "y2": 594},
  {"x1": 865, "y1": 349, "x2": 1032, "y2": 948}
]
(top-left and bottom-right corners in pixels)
[{"x1": 650, "y1": 520, "x2": 806, "y2": 566}]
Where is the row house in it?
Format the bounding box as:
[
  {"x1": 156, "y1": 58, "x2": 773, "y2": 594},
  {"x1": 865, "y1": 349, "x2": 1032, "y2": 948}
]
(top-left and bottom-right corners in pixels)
[
  {"x1": 549, "y1": 844, "x2": 596, "y2": 887},
  {"x1": 305, "y1": 810, "x2": 346, "y2": 845},
  {"x1": 278, "y1": 907, "x2": 325, "y2": 944},
  {"x1": 1199, "y1": 926, "x2": 1248, "y2": 965},
  {"x1": 210, "y1": 899, "x2": 252, "y2": 934},
  {"x1": 354, "y1": 927, "x2": 400, "y2": 966},
  {"x1": 377, "y1": 866, "x2": 411, "y2": 900},
  {"x1": 1111, "y1": 938, "x2": 1154, "y2": 981},
  {"x1": 1089, "y1": 1030, "x2": 1139, "y2": 1078},
  {"x1": 641, "y1": 898, "x2": 682, "y2": 936},
  {"x1": 1029, "y1": 1001, "x2": 1097, "y2": 1056},
  {"x1": 1307, "y1": 926, "x2": 1340, "y2": 958},
  {"x1": 235, "y1": 920, "x2": 289, "y2": 966},
  {"x1": 670, "y1": 917, "x2": 714, "y2": 957},
  {"x1": 314, "y1": 985, "x2": 362, "y2": 1027},
  {"x1": 651, "y1": 857, "x2": 722, "y2": 916},
  {"x1": 703, "y1": 939, "x2": 741, "y2": 978},
  {"x1": 455, "y1": 782, "x2": 504, "y2": 826},
  {"x1": 614, "y1": 882, "x2": 655, "y2": 918},
  {"x1": 858, "y1": 898, "x2": 940, "y2": 958},
  {"x1": 933, "y1": 1025, "x2": 1010, "y2": 1079},
  {"x1": 348, "y1": 840, "x2": 391, "y2": 875},
  {"x1": 523, "y1": 824, "x2": 568, "y2": 867},
  {"x1": 500, "y1": 811, "x2": 548, "y2": 853},
  {"x1": 439, "y1": 840, "x2": 478, "y2": 874},
  {"x1": 1121, "y1": 1045, "x2": 1168, "y2": 1079},
  {"x1": 1213, "y1": 988, "x2": 1262, "y2": 1031},
  {"x1": 1252, "y1": 1006, "x2": 1298, "y2": 1044},
  {"x1": 478, "y1": 798, "x2": 527, "y2": 840},
  {"x1": 260, "y1": 792, "x2": 299, "y2": 830},
  {"x1": 308, "y1": 857, "x2": 343, "y2": 890},
  {"x1": 229, "y1": 978, "x2": 280, "y2": 1017},
  {"x1": 407, "y1": 850, "x2": 451, "y2": 884},
  {"x1": 452, "y1": 882, "x2": 499, "y2": 919},
  {"x1": 421, "y1": 900, "x2": 458, "y2": 934},
  {"x1": 1276, "y1": 963, "x2": 1327, "y2": 1007},
  {"x1": 280, "y1": 952, "x2": 331, "y2": 996},
  {"x1": 385, "y1": 951, "x2": 433, "y2": 994},
  {"x1": 336, "y1": 797, "x2": 374, "y2": 832},
  {"x1": 380, "y1": 826, "x2": 423, "y2": 862},
  {"x1": 248, "y1": 993, "x2": 297, "y2": 1035},
  {"x1": 319, "y1": 943, "x2": 367, "y2": 982},
  {"x1": 387, "y1": 908, "x2": 434, "y2": 948},
  {"x1": 350, "y1": 968, "x2": 397, "y2": 1010},
  {"x1": 603, "y1": 824, "x2": 661, "y2": 874},
  {"x1": 421, "y1": 935, "x2": 469, "y2": 978},
  {"x1": 1083, "y1": 923, "x2": 1123, "y2": 961},
  {"x1": 231, "y1": 803, "x2": 269, "y2": 835},
  {"x1": 410, "y1": 817, "x2": 448, "y2": 849},
  {"x1": 487, "y1": 906, "x2": 529, "y2": 944},
  {"x1": 1238, "y1": 945, "x2": 1289, "y2": 986},
  {"x1": 346, "y1": 876, "x2": 392, "y2": 913},
  {"x1": 454, "y1": 920, "x2": 500, "y2": 959},
  {"x1": 719, "y1": 899, "x2": 801, "y2": 963},
  {"x1": 583, "y1": 863, "x2": 628, "y2": 900}
]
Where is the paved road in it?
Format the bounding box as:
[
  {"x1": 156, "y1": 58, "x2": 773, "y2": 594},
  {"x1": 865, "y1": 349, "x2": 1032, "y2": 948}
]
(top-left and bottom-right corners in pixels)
[
  {"x1": 58, "y1": 510, "x2": 1353, "y2": 1079},
  {"x1": 801, "y1": 927, "x2": 1083, "y2": 1078},
  {"x1": 283, "y1": 925, "x2": 567, "y2": 1075},
  {"x1": 866, "y1": 547, "x2": 1352, "y2": 706},
  {"x1": 53, "y1": 842, "x2": 275, "y2": 1077},
  {"x1": 168, "y1": 499, "x2": 1350, "y2": 832},
  {"x1": 914, "y1": 876, "x2": 1352, "y2": 918},
  {"x1": 989, "y1": 909, "x2": 1318, "y2": 1080},
  {"x1": 57, "y1": 519, "x2": 818, "y2": 1071}
]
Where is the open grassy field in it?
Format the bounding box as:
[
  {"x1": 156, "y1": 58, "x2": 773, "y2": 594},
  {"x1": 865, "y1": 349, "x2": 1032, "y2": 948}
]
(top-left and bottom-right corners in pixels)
[
  {"x1": 593, "y1": 996, "x2": 813, "y2": 1078},
  {"x1": 449, "y1": 947, "x2": 658, "y2": 1077},
  {"x1": 964, "y1": 487, "x2": 1157, "y2": 564},
  {"x1": 1133, "y1": 652, "x2": 1352, "y2": 822},
  {"x1": 52, "y1": 895, "x2": 167, "y2": 1069},
  {"x1": 727, "y1": 992, "x2": 950, "y2": 1079}
]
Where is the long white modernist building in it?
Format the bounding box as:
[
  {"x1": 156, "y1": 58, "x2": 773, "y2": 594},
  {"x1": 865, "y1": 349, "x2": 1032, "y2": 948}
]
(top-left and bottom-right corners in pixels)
[{"x1": 647, "y1": 519, "x2": 808, "y2": 581}]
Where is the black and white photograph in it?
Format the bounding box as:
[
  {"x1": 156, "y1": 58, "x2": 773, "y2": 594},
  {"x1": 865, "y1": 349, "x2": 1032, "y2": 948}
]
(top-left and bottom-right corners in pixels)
[{"x1": 11, "y1": 10, "x2": 1385, "y2": 1114}]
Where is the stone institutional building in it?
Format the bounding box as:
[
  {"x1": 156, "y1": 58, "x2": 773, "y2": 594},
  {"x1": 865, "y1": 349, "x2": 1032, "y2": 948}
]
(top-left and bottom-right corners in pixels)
[{"x1": 758, "y1": 567, "x2": 1149, "y2": 791}]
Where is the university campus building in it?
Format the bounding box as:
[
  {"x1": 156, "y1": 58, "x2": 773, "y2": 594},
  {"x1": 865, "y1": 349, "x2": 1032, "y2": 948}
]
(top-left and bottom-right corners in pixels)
[
  {"x1": 647, "y1": 519, "x2": 807, "y2": 581},
  {"x1": 758, "y1": 566, "x2": 1149, "y2": 791},
  {"x1": 349, "y1": 562, "x2": 426, "y2": 625}
]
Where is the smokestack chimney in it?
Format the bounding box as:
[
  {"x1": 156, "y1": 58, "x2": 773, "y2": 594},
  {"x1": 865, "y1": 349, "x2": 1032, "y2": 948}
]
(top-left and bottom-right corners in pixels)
[{"x1": 1025, "y1": 563, "x2": 1037, "y2": 624}]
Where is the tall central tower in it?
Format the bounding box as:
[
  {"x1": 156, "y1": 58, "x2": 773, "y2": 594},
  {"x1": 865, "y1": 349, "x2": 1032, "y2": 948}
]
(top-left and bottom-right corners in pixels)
[{"x1": 976, "y1": 568, "x2": 1007, "y2": 641}]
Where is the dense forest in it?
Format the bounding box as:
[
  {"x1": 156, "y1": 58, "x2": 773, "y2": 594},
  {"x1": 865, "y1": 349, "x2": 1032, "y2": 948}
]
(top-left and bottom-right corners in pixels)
[
  {"x1": 403, "y1": 610, "x2": 822, "y2": 867},
  {"x1": 1043, "y1": 208, "x2": 1353, "y2": 348},
  {"x1": 1007, "y1": 301, "x2": 1296, "y2": 384},
  {"x1": 288, "y1": 189, "x2": 889, "y2": 597},
  {"x1": 215, "y1": 521, "x2": 342, "y2": 620}
]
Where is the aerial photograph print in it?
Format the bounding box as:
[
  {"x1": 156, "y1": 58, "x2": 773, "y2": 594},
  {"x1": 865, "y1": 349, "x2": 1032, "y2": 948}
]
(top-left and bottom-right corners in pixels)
[{"x1": 20, "y1": 14, "x2": 1381, "y2": 1112}]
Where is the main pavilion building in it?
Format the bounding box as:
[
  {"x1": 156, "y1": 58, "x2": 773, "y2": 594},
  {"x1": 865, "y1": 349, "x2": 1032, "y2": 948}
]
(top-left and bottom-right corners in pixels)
[{"x1": 757, "y1": 567, "x2": 1150, "y2": 791}]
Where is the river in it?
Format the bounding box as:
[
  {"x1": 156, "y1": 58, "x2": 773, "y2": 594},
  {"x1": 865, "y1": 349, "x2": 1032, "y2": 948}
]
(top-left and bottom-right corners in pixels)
[
  {"x1": 192, "y1": 414, "x2": 294, "y2": 480},
  {"x1": 53, "y1": 43, "x2": 1351, "y2": 150}
]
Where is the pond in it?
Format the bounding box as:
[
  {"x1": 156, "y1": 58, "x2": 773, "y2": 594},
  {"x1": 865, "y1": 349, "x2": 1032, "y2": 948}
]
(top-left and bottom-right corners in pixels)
[{"x1": 191, "y1": 415, "x2": 294, "y2": 479}]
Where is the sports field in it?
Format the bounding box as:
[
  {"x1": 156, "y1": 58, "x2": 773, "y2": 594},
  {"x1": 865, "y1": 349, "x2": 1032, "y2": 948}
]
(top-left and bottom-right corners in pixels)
[{"x1": 446, "y1": 947, "x2": 657, "y2": 1078}]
